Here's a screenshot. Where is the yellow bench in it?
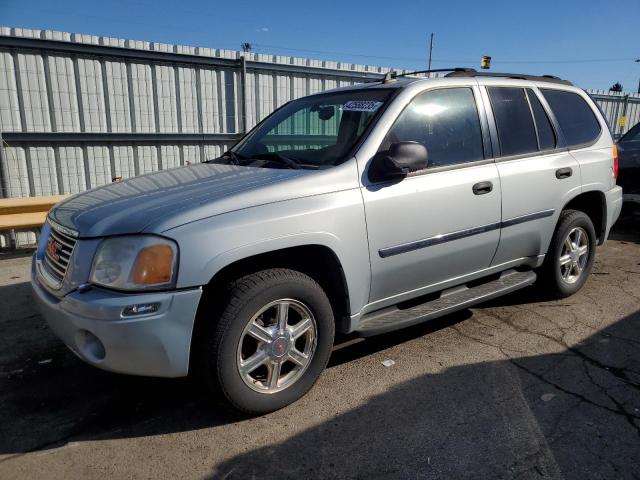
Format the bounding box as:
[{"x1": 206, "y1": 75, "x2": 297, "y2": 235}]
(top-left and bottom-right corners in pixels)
[{"x1": 0, "y1": 195, "x2": 68, "y2": 246}]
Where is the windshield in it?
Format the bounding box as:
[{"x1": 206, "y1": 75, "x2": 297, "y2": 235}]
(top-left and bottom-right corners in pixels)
[{"x1": 227, "y1": 89, "x2": 393, "y2": 168}]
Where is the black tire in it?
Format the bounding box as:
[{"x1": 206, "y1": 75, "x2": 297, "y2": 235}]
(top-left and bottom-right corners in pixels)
[
  {"x1": 197, "y1": 268, "x2": 335, "y2": 414},
  {"x1": 539, "y1": 209, "x2": 596, "y2": 298}
]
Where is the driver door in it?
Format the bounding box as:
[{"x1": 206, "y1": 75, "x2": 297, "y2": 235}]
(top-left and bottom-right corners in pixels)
[{"x1": 360, "y1": 86, "x2": 502, "y2": 309}]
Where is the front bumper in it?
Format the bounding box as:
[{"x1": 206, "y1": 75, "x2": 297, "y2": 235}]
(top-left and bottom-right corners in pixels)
[{"x1": 31, "y1": 256, "x2": 202, "y2": 377}]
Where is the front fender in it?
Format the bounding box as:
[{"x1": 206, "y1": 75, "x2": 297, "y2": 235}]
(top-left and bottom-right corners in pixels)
[{"x1": 162, "y1": 190, "x2": 371, "y2": 316}]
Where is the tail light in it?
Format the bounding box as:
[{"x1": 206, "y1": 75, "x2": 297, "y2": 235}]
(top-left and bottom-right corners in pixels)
[{"x1": 612, "y1": 144, "x2": 619, "y2": 179}]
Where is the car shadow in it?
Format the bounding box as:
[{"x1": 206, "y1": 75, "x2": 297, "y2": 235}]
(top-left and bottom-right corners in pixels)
[
  {"x1": 2, "y1": 275, "x2": 640, "y2": 480},
  {"x1": 608, "y1": 207, "x2": 640, "y2": 244},
  {"x1": 208, "y1": 308, "x2": 640, "y2": 479},
  {"x1": 0, "y1": 279, "x2": 472, "y2": 456},
  {"x1": 330, "y1": 310, "x2": 472, "y2": 368}
]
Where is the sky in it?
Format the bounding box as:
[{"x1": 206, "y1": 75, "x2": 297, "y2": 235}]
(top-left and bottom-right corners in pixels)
[{"x1": 1, "y1": 0, "x2": 639, "y2": 91}]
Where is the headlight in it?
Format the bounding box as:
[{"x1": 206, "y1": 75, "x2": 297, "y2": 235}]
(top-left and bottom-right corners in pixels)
[{"x1": 90, "y1": 236, "x2": 178, "y2": 291}]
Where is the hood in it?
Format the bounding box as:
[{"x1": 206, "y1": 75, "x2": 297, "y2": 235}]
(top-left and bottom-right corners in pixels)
[{"x1": 48, "y1": 164, "x2": 311, "y2": 237}]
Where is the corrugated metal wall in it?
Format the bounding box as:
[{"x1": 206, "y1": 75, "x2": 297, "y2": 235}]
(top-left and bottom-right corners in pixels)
[
  {"x1": 0, "y1": 27, "x2": 638, "y2": 247},
  {"x1": 0, "y1": 27, "x2": 396, "y2": 200}
]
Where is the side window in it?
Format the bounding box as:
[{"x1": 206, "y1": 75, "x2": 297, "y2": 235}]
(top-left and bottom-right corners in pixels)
[
  {"x1": 526, "y1": 89, "x2": 556, "y2": 150},
  {"x1": 487, "y1": 87, "x2": 538, "y2": 156},
  {"x1": 541, "y1": 89, "x2": 602, "y2": 147},
  {"x1": 381, "y1": 88, "x2": 484, "y2": 168}
]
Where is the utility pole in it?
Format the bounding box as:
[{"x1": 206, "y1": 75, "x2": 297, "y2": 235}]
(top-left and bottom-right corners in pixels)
[
  {"x1": 239, "y1": 43, "x2": 252, "y2": 133},
  {"x1": 636, "y1": 59, "x2": 640, "y2": 94},
  {"x1": 427, "y1": 33, "x2": 434, "y2": 78}
]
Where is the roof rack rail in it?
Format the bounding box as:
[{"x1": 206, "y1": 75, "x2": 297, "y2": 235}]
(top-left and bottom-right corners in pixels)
[
  {"x1": 375, "y1": 68, "x2": 573, "y2": 86},
  {"x1": 395, "y1": 67, "x2": 475, "y2": 78},
  {"x1": 445, "y1": 69, "x2": 573, "y2": 86},
  {"x1": 379, "y1": 67, "x2": 474, "y2": 83}
]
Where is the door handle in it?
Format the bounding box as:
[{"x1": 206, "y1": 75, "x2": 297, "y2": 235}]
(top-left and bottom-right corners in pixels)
[
  {"x1": 472, "y1": 181, "x2": 493, "y2": 195},
  {"x1": 555, "y1": 167, "x2": 573, "y2": 179}
]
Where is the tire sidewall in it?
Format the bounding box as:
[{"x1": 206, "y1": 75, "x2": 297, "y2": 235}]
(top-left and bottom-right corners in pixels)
[
  {"x1": 549, "y1": 212, "x2": 596, "y2": 297},
  {"x1": 215, "y1": 273, "x2": 334, "y2": 414}
]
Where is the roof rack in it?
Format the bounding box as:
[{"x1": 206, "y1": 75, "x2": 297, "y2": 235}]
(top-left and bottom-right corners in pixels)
[
  {"x1": 445, "y1": 69, "x2": 573, "y2": 86},
  {"x1": 378, "y1": 67, "x2": 573, "y2": 86},
  {"x1": 380, "y1": 67, "x2": 474, "y2": 83}
]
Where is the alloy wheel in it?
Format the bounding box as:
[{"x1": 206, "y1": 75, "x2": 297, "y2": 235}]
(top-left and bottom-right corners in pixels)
[
  {"x1": 236, "y1": 299, "x2": 317, "y2": 393},
  {"x1": 558, "y1": 226, "x2": 589, "y2": 284}
]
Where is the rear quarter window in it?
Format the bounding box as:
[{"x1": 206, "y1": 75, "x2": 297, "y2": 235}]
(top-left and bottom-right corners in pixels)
[{"x1": 541, "y1": 89, "x2": 602, "y2": 147}]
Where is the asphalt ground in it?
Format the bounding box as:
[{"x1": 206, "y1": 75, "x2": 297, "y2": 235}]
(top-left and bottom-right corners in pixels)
[{"x1": 0, "y1": 211, "x2": 639, "y2": 479}]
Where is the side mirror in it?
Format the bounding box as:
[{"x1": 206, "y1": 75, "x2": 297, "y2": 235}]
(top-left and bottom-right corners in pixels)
[
  {"x1": 371, "y1": 142, "x2": 429, "y2": 180},
  {"x1": 318, "y1": 106, "x2": 335, "y2": 120}
]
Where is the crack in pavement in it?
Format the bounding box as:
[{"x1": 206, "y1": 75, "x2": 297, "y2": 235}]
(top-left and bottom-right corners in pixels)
[{"x1": 450, "y1": 306, "x2": 640, "y2": 438}]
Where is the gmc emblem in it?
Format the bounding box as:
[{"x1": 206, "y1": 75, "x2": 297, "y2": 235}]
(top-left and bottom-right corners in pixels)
[{"x1": 46, "y1": 237, "x2": 62, "y2": 261}]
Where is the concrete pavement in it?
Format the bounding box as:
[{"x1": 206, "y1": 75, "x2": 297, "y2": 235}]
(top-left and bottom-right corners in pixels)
[{"x1": 0, "y1": 214, "x2": 639, "y2": 479}]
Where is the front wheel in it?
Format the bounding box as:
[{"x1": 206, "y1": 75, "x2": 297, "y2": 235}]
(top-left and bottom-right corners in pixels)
[
  {"x1": 198, "y1": 268, "x2": 335, "y2": 414},
  {"x1": 539, "y1": 209, "x2": 596, "y2": 298}
]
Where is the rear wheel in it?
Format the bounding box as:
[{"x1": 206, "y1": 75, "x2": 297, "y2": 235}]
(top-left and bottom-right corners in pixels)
[
  {"x1": 198, "y1": 268, "x2": 335, "y2": 414},
  {"x1": 539, "y1": 209, "x2": 596, "y2": 298}
]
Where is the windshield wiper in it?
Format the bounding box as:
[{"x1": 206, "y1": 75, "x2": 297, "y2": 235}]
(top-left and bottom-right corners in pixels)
[
  {"x1": 207, "y1": 151, "x2": 302, "y2": 169},
  {"x1": 248, "y1": 152, "x2": 300, "y2": 169},
  {"x1": 205, "y1": 150, "x2": 246, "y2": 165}
]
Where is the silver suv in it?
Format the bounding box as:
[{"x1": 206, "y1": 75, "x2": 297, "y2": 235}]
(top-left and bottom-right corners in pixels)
[{"x1": 31, "y1": 69, "x2": 623, "y2": 413}]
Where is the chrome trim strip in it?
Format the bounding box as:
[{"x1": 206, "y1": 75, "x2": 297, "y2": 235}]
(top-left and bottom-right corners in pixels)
[
  {"x1": 378, "y1": 209, "x2": 555, "y2": 258},
  {"x1": 37, "y1": 260, "x2": 63, "y2": 290},
  {"x1": 47, "y1": 217, "x2": 79, "y2": 238},
  {"x1": 500, "y1": 209, "x2": 555, "y2": 228},
  {"x1": 379, "y1": 222, "x2": 501, "y2": 258}
]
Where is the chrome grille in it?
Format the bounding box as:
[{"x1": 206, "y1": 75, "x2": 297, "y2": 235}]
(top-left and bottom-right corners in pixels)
[{"x1": 42, "y1": 226, "x2": 77, "y2": 284}]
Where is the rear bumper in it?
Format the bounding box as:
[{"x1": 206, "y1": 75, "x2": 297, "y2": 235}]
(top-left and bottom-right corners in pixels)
[
  {"x1": 603, "y1": 186, "x2": 623, "y2": 242},
  {"x1": 31, "y1": 256, "x2": 202, "y2": 377}
]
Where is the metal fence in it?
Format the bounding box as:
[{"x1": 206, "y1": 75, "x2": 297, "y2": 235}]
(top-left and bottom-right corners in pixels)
[
  {"x1": 1, "y1": 26, "x2": 638, "y2": 247},
  {"x1": 587, "y1": 89, "x2": 640, "y2": 140}
]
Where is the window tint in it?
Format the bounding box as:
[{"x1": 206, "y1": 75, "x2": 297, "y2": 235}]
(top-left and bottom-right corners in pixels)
[
  {"x1": 526, "y1": 89, "x2": 556, "y2": 150},
  {"x1": 381, "y1": 88, "x2": 484, "y2": 168},
  {"x1": 488, "y1": 87, "x2": 538, "y2": 156},
  {"x1": 541, "y1": 89, "x2": 601, "y2": 147}
]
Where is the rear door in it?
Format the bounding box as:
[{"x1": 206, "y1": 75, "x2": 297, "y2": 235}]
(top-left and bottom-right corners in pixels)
[
  {"x1": 541, "y1": 88, "x2": 611, "y2": 195},
  {"x1": 480, "y1": 82, "x2": 582, "y2": 265}
]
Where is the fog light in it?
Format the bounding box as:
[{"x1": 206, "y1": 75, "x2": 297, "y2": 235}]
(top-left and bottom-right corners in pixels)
[
  {"x1": 122, "y1": 302, "x2": 160, "y2": 316},
  {"x1": 75, "y1": 329, "x2": 106, "y2": 362}
]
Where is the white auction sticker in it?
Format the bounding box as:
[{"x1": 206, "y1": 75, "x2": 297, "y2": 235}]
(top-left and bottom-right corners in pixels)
[{"x1": 342, "y1": 100, "x2": 384, "y2": 112}]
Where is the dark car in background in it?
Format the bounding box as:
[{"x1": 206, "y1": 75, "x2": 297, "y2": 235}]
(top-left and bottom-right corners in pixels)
[{"x1": 617, "y1": 122, "x2": 640, "y2": 204}]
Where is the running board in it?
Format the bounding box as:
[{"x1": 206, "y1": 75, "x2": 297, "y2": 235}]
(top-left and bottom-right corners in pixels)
[{"x1": 356, "y1": 269, "x2": 537, "y2": 337}]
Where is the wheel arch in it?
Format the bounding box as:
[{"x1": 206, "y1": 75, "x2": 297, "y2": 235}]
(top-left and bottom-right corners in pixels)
[
  {"x1": 561, "y1": 189, "x2": 606, "y2": 245},
  {"x1": 197, "y1": 244, "x2": 352, "y2": 334}
]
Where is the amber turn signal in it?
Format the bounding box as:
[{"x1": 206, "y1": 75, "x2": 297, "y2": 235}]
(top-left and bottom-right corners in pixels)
[
  {"x1": 612, "y1": 144, "x2": 619, "y2": 179},
  {"x1": 131, "y1": 244, "x2": 174, "y2": 285}
]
